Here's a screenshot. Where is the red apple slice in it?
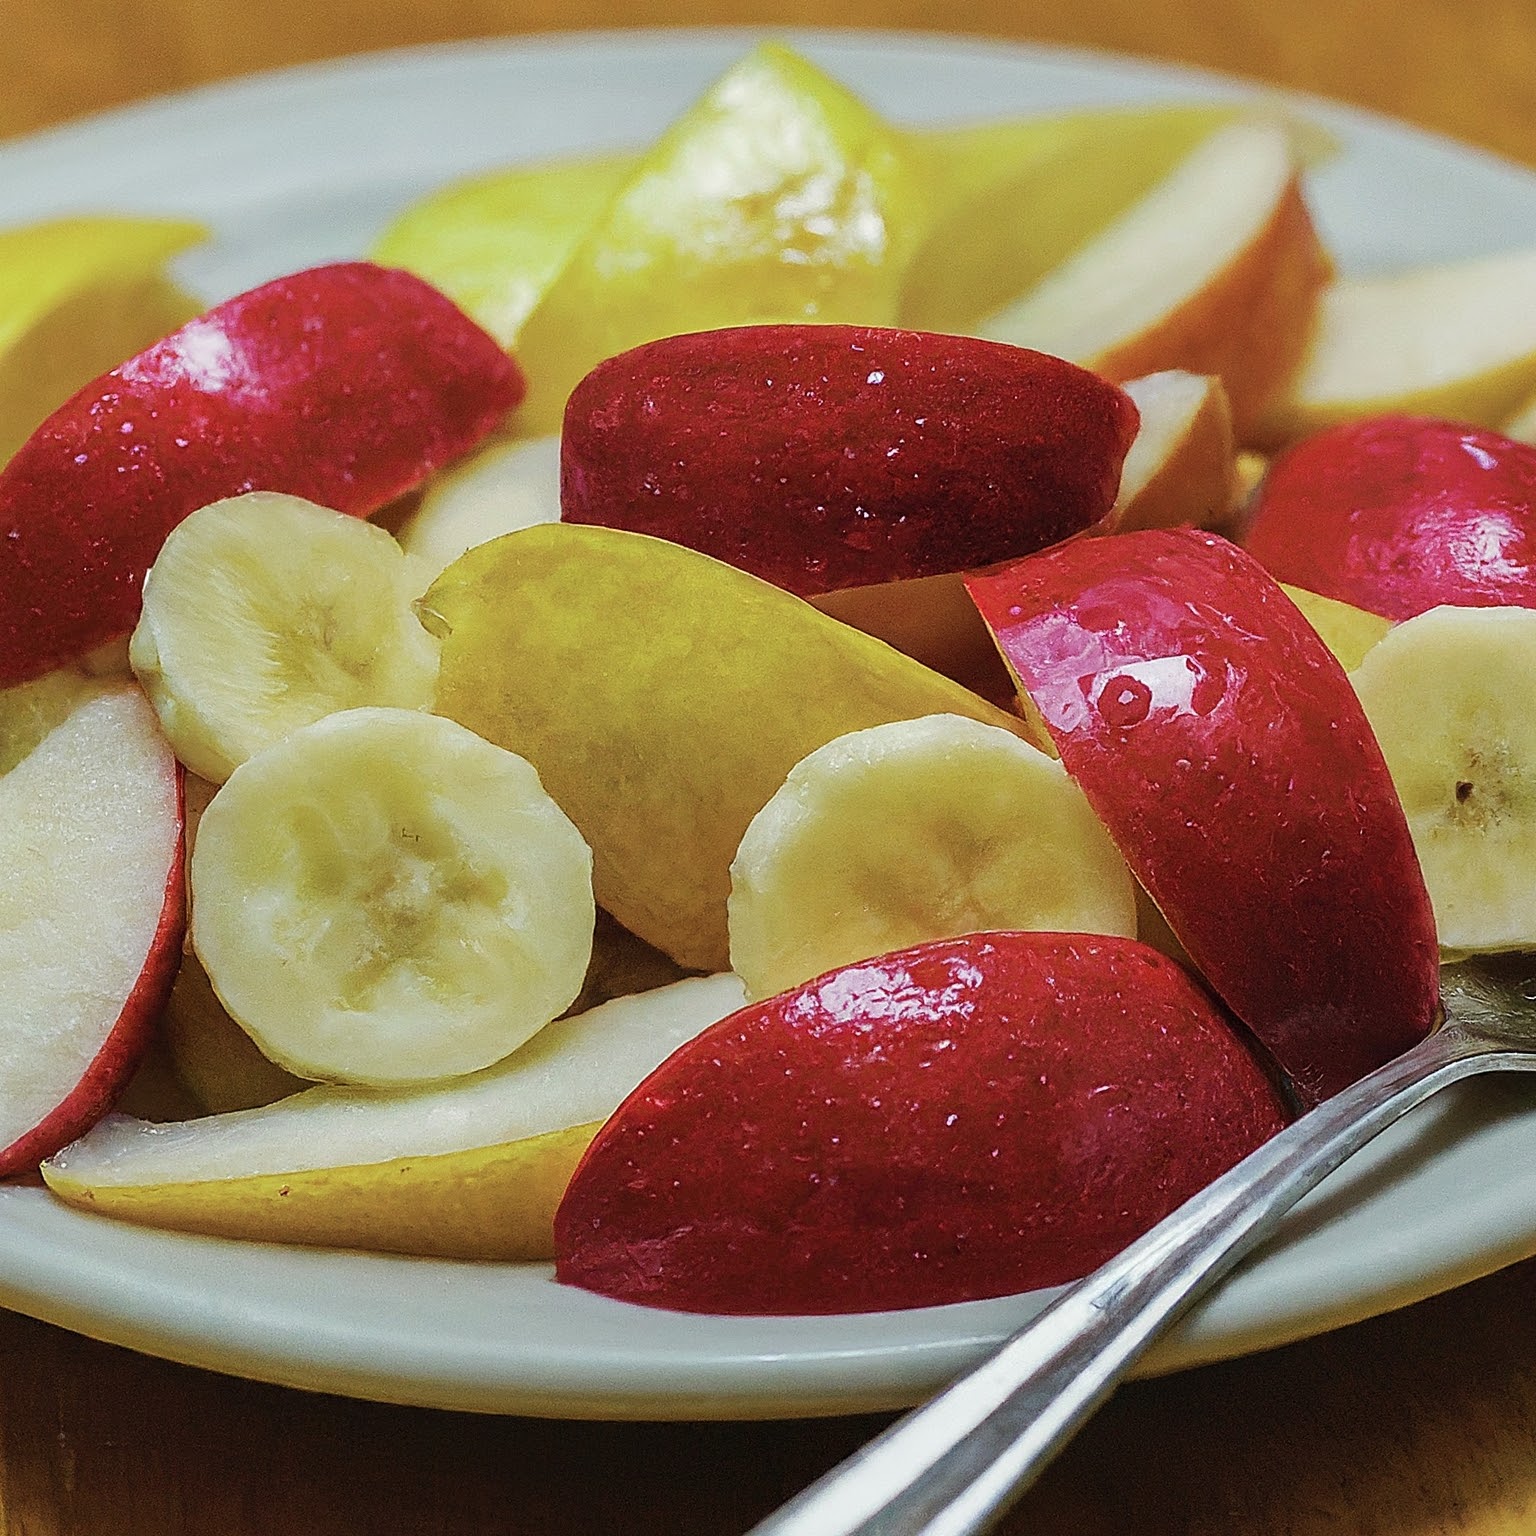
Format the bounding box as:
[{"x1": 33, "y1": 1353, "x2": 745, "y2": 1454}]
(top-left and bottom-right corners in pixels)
[
  {"x1": 977, "y1": 121, "x2": 1331, "y2": 438},
  {"x1": 1107, "y1": 370, "x2": 1238, "y2": 535},
  {"x1": 0, "y1": 261, "x2": 524, "y2": 688},
  {"x1": 554, "y1": 931, "x2": 1290, "y2": 1315},
  {"x1": 0, "y1": 684, "x2": 184, "y2": 1174},
  {"x1": 1243, "y1": 414, "x2": 1536, "y2": 620},
  {"x1": 966, "y1": 529, "x2": 1440, "y2": 1107},
  {"x1": 559, "y1": 325, "x2": 1136, "y2": 686}
]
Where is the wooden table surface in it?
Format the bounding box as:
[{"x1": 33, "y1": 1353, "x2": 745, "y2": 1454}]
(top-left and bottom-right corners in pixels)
[{"x1": 7, "y1": 3, "x2": 1536, "y2": 1533}]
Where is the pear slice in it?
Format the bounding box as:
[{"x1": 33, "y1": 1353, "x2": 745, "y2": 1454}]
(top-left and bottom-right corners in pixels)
[
  {"x1": 423, "y1": 524, "x2": 1028, "y2": 972},
  {"x1": 0, "y1": 216, "x2": 205, "y2": 463},
  {"x1": 371, "y1": 152, "x2": 635, "y2": 350},
  {"x1": 512, "y1": 43, "x2": 928, "y2": 432},
  {"x1": 1281, "y1": 584, "x2": 1393, "y2": 672},
  {"x1": 1257, "y1": 246, "x2": 1536, "y2": 447},
  {"x1": 728, "y1": 714, "x2": 1136, "y2": 1000},
  {"x1": 1108, "y1": 370, "x2": 1238, "y2": 534},
  {"x1": 978, "y1": 120, "x2": 1330, "y2": 437},
  {"x1": 42, "y1": 973, "x2": 746, "y2": 1260},
  {"x1": 1350, "y1": 604, "x2": 1536, "y2": 953}
]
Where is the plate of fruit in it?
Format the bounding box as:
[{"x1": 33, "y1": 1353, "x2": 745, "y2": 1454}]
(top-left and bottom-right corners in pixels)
[{"x1": 4, "y1": 28, "x2": 1536, "y2": 1419}]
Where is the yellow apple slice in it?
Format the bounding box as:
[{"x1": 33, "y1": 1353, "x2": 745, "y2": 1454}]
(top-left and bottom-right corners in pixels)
[
  {"x1": 1258, "y1": 246, "x2": 1536, "y2": 447},
  {"x1": 978, "y1": 120, "x2": 1331, "y2": 437},
  {"x1": 1350, "y1": 605, "x2": 1536, "y2": 952},
  {"x1": 901, "y1": 103, "x2": 1242, "y2": 333},
  {"x1": 512, "y1": 43, "x2": 928, "y2": 433},
  {"x1": 191, "y1": 707, "x2": 595, "y2": 1086},
  {"x1": 1108, "y1": 370, "x2": 1237, "y2": 534},
  {"x1": 0, "y1": 216, "x2": 206, "y2": 463},
  {"x1": 1281, "y1": 584, "x2": 1393, "y2": 671},
  {"x1": 42, "y1": 973, "x2": 746, "y2": 1260},
  {"x1": 397, "y1": 433, "x2": 561, "y2": 580},
  {"x1": 423, "y1": 524, "x2": 1029, "y2": 972},
  {"x1": 0, "y1": 665, "x2": 98, "y2": 775},
  {"x1": 371, "y1": 152, "x2": 635, "y2": 350},
  {"x1": 728, "y1": 714, "x2": 1136, "y2": 1000}
]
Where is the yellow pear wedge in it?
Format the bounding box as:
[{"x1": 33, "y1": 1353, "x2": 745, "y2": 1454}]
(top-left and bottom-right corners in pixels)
[
  {"x1": 511, "y1": 43, "x2": 928, "y2": 433},
  {"x1": 42, "y1": 973, "x2": 746, "y2": 1260},
  {"x1": 0, "y1": 216, "x2": 206, "y2": 462},
  {"x1": 1258, "y1": 245, "x2": 1536, "y2": 447},
  {"x1": 1280, "y1": 584, "x2": 1393, "y2": 672},
  {"x1": 423, "y1": 524, "x2": 1027, "y2": 971},
  {"x1": 370, "y1": 152, "x2": 635, "y2": 350}
]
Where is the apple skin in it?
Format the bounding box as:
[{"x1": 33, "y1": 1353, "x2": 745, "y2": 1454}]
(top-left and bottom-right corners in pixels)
[
  {"x1": 1243, "y1": 415, "x2": 1536, "y2": 620},
  {"x1": 554, "y1": 931, "x2": 1290, "y2": 1316},
  {"x1": 559, "y1": 325, "x2": 1139, "y2": 597},
  {"x1": 0, "y1": 262, "x2": 524, "y2": 688},
  {"x1": 965, "y1": 529, "x2": 1440, "y2": 1108},
  {"x1": 0, "y1": 771, "x2": 185, "y2": 1178}
]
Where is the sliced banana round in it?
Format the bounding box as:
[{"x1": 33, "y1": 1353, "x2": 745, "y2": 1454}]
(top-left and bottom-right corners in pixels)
[
  {"x1": 191, "y1": 706, "x2": 595, "y2": 1086},
  {"x1": 1351, "y1": 604, "x2": 1536, "y2": 952},
  {"x1": 398, "y1": 433, "x2": 561, "y2": 579},
  {"x1": 727, "y1": 713, "x2": 1137, "y2": 1000},
  {"x1": 129, "y1": 491, "x2": 440, "y2": 784}
]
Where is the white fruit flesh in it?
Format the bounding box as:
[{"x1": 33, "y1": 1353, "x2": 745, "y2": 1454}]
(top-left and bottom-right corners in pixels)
[
  {"x1": 398, "y1": 433, "x2": 561, "y2": 578},
  {"x1": 0, "y1": 686, "x2": 181, "y2": 1154},
  {"x1": 1350, "y1": 604, "x2": 1536, "y2": 952},
  {"x1": 727, "y1": 713, "x2": 1137, "y2": 1000},
  {"x1": 1260, "y1": 246, "x2": 1536, "y2": 444},
  {"x1": 129, "y1": 491, "x2": 441, "y2": 784},
  {"x1": 1110, "y1": 370, "x2": 1236, "y2": 533},
  {"x1": 977, "y1": 121, "x2": 1293, "y2": 364},
  {"x1": 191, "y1": 706, "x2": 595, "y2": 1085},
  {"x1": 45, "y1": 973, "x2": 746, "y2": 1186}
]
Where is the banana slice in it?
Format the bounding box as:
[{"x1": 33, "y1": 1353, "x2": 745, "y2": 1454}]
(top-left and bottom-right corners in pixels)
[
  {"x1": 191, "y1": 706, "x2": 595, "y2": 1085},
  {"x1": 398, "y1": 433, "x2": 562, "y2": 579},
  {"x1": 129, "y1": 491, "x2": 440, "y2": 783},
  {"x1": 1350, "y1": 604, "x2": 1536, "y2": 952},
  {"x1": 727, "y1": 712, "x2": 1137, "y2": 1000}
]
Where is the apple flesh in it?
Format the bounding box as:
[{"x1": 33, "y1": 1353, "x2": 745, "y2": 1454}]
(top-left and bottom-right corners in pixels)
[
  {"x1": 978, "y1": 120, "x2": 1331, "y2": 439},
  {"x1": 0, "y1": 261, "x2": 523, "y2": 688},
  {"x1": 1107, "y1": 371, "x2": 1238, "y2": 535},
  {"x1": 966, "y1": 529, "x2": 1440, "y2": 1107},
  {"x1": 0, "y1": 684, "x2": 184, "y2": 1174},
  {"x1": 554, "y1": 932, "x2": 1290, "y2": 1315},
  {"x1": 1243, "y1": 414, "x2": 1536, "y2": 620}
]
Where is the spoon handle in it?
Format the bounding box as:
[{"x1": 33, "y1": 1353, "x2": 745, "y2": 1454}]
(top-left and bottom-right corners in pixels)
[{"x1": 749, "y1": 1020, "x2": 1522, "y2": 1536}]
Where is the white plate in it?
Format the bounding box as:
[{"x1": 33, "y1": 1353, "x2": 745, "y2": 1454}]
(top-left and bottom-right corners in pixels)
[{"x1": 5, "y1": 27, "x2": 1536, "y2": 1421}]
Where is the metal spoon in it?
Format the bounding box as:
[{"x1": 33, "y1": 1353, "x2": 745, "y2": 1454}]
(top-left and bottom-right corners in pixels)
[{"x1": 749, "y1": 955, "x2": 1536, "y2": 1536}]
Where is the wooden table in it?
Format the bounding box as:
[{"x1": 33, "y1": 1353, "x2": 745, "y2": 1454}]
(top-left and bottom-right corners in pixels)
[{"x1": 7, "y1": 3, "x2": 1536, "y2": 1532}]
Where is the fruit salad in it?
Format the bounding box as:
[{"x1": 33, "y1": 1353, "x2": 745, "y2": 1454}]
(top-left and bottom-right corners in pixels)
[{"x1": 7, "y1": 41, "x2": 1536, "y2": 1320}]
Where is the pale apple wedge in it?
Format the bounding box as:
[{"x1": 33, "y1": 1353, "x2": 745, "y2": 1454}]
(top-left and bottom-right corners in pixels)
[
  {"x1": 978, "y1": 120, "x2": 1330, "y2": 437},
  {"x1": 1258, "y1": 246, "x2": 1536, "y2": 447},
  {"x1": 41, "y1": 973, "x2": 745, "y2": 1259},
  {"x1": 1108, "y1": 371, "x2": 1238, "y2": 534},
  {"x1": 424, "y1": 524, "x2": 1030, "y2": 972},
  {"x1": 398, "y1": 433, "x2": 561, "y2": 580},
  {"x1": 0, "y1": 685, "x2": 185, "y2": 1175}
]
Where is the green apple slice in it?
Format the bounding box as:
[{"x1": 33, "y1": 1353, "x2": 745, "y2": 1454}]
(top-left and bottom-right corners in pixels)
[
  {"x1": 511, "y1": 42, "x2": 928, "y2": 432},
  {"x1": 43, "y1": 973, "x2": 745, "y2": 1260},
  {"x1": 423, "y1": 524, "x2": 1028, "y2": 972}
]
